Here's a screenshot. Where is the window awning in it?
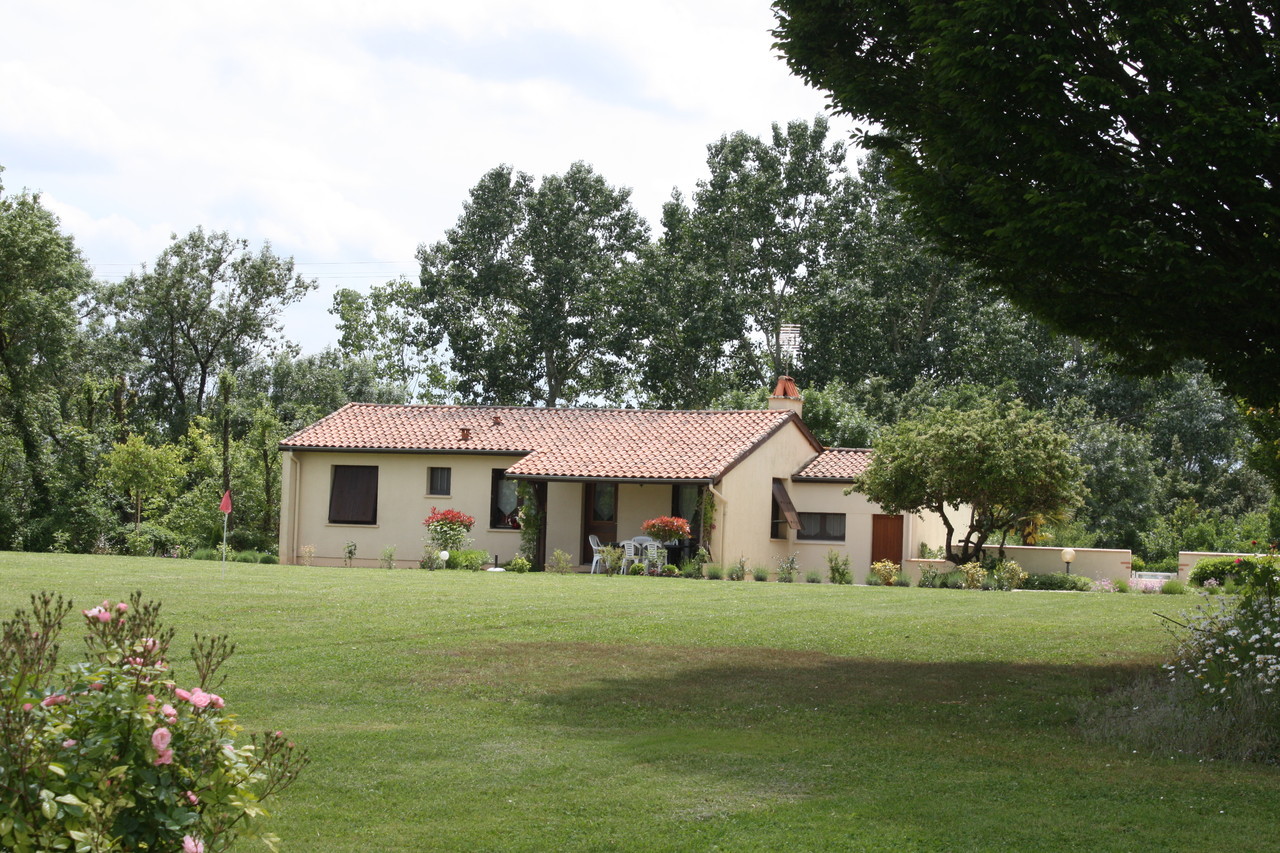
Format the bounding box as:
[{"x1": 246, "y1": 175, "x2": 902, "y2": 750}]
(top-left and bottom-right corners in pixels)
[{"x1": 772, "y1": 479, "x2": 801, "y2": 530}]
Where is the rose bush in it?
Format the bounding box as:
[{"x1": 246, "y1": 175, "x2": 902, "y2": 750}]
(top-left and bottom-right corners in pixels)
[{"x1": 1, "y1": 591, "x2": 307, "y2": 852}]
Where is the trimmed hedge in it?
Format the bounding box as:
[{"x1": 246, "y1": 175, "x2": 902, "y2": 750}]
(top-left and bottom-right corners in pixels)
[
  {"x1": 1021, "y1": 572, "x2": 1093, "y2": 592},
  {"x1": 1190, "y1": 555, "x2": 1262, "y2": 586}
]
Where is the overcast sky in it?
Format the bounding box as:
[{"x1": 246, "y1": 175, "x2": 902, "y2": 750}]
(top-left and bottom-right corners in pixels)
[{"x1": 2, "y1": 1, "x2": 857, "y2": 353}]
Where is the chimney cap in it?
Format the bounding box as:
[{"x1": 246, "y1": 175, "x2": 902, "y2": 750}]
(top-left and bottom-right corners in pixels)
[{"x1": 770, "y1": 375, "x2": 801, "y2": 400}]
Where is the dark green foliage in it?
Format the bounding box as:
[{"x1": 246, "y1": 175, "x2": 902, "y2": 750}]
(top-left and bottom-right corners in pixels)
[
  {"x1": 774, "y1": 0, "x2": 1280, "y2": 411},
  {"x1": 415, "y1": 162, "x2": 648, "y2": 406},
  {"x1": 259, "y1": 554, "x2": 279, "y2": 565},
  {"x1": 235, "y1": 550, "x2": 261, "y2": 563},
  {"x1": 1021, "y1": 573, "x2": 1094, "y2": 592},
  {"x1": 704, "y1": 565, "x2": 724, "y2": 580}
]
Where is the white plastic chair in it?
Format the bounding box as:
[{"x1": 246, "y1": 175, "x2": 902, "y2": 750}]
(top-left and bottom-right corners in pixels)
[
  {"x1": 589, "y1": 535, "x2": 604, "y2": 574},
  {"x1": 643, "y1": 542, "x2": 663, "y2": 572},
  {"x1": 620, "y1": 540, "x2": 639, "y2": 574}
]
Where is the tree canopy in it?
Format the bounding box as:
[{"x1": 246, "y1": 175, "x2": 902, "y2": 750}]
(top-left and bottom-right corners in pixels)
[
  {"x1": 774, "y1": 1, "x2": 1280, "y2": 408},
  {"x1": 415, "y1": 162, "x2": 648, "y2": 406},
  {"x1": 852, "y1": 400, "x2": 1086, "y2": 563}
]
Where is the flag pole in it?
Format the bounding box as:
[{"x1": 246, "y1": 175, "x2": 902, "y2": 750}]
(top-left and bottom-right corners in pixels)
[
  {"x1": 221, "y1": 511, "x2": 228, "y2": 580},
  {"x1": 219, "y1": 490, "x2": 233, "y2": 580}
]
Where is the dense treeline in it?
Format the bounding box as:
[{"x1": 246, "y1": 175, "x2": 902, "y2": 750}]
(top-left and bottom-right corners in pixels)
[{"x1": 0, "y1": 119, "x2": 1273, "y2": 561}]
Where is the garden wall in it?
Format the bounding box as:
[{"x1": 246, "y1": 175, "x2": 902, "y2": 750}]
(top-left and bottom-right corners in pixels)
[
  {"x1": 903, "y1": 545, "x2": 1133, "y2": 584},
  {"x1": 1178, "y1": 551, "x2": 1271, "y2": 583}
]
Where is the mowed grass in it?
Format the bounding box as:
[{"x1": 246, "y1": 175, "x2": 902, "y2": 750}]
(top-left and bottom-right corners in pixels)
[{"x1": 2, "y1": 553, "x2": 1278, "y2": 852}]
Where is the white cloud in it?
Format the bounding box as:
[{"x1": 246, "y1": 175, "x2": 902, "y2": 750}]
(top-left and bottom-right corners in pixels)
[{"x1": 1, "y1": 1, "x2": 854, "y2": 353}]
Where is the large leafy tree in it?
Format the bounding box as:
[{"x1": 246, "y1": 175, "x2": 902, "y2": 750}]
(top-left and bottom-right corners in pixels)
[
  {"x1": 104, "y1": 228, "x2": 315, "y2": 436},
  {"x1": 853, "y1": 400, "x2": 1086, "y2": 563},
  {"x1": 0, "y1": 175, "x2": 95, "y2": 545},
  {"x1": 415, "y1": 162, "x2": 648, "y2": 406},
  {"x1": 774, "y1": 1, "x2": 1280, "y2": 409},
  {"x1": 683, "y1": 117, "x2": 853, "y2": 385}
]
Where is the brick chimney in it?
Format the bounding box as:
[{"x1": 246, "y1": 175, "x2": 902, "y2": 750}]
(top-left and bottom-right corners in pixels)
[{"x1": 767, "y1": 376, "x2": 803, "y2": 417}]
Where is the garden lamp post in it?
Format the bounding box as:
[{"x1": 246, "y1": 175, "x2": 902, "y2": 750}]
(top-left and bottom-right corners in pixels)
[{"x1": 1061, "y1": 548, "x2": 1075, "y2": 575}]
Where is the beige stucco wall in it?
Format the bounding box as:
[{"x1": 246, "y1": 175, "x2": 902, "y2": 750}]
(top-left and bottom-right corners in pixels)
[
  {"x1": 280, "y1": 450, "x2": 525, "y2": 567},
  {"x1": 544, "y1": 481, "x2": 584, "y2": 564},
  {"x1": 712, "y1": 423, "x2": 821, "y2": 571}
]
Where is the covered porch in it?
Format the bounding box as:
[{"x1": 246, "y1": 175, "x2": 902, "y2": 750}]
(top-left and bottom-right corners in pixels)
[{"x1": 510, "y1": 477, "x2": 709, "y2": 569}]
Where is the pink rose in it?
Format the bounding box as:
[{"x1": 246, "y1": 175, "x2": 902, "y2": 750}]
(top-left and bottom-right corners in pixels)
[
  {"x1": 174, "y1": 688, "x2": 192, "y2": 702},
  {"x1": 162, "y1": 703, "x2": 178, "y2": 721},
  {"x1": 116, "y1": 602, "x2": 128, "y2": 612},
  {"x1": 96, "y1": 610, "x2": 112, "y2": 623},
  {"x1": 153, "y1": 748, "x2": 173, "y2": 766},
  {"x1": 182, "y1": 835, "x2": 204, "y2": 853},
  {"x1": 151, "y1": 727, "x2": 172, "y2": 750},
  {"x1": 185, "y1": 790, "x2": 199, "y2": 805},
  {"x1": 209, "y1": 693, "x2": 225, "y2": 709},
  {"x1": 41, "y1": 694, "x2": 68, "y2": 707},
  {"x1": 189, "y1": 688, "x2": 211, "y2": 709},
  {"x1": 22, "y1": 703, "x2": 33, "y2": 712},
  {"x1": 62, "y1": 739, "x2": 77, "y2": 748}
]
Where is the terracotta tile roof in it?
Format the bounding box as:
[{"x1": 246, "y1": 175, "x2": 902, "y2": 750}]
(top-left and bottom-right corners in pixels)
[
  {"x1": 280, "y1": 403, "x2": 813, "y2": 482},
  {"x1": 792, "y1": 448, "x2": 873, "y2": 481}
]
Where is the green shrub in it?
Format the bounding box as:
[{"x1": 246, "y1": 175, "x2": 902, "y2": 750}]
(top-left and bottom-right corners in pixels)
[
  {"x1": 776, "y1": 554, "x2": 797, "y2": 583},
  {"x1": 1162, "y1": 579, "x2": 1188, "y2": 595},
  {"x1": 806, "y1": 571, "x2": 822, "y2": 584},
  {"x1": 705, "y1": 564, "x2": 724, "y2": 580},
  {"x1": 680, "y1": 559, "x2": 704, "y2": 579},
  {"x1": 1130, "y1": 555, "x2": 1147, "y2": 573},
  {"x1": 1114, "y1": 578, "x2": 1130, "y2": 593},
  {"x1": 865, "y1": 572, "x2": 883, "y2": 586},
  {"x1": 1022, "y1": 572, "x2": 1093, "y2": 591},
  {"x1": 752, "y1": 567, "x2": 769, "y2": 582},
  {"x1": 727, "y1": 561, "x2": 745, "y2": 581},
  {"x1": 958, "y1": 561, "x2": 986, "y2": 589},
  {"x1": 894, "y1": 574, "x2": 912, "y2": 587},
  {"x1": 379, "y1": 545, "x2": 397, "y2": 569},
  {"x1": 661, "y1": 564, "x2": 680, "y2": 577},
  {"x1": 869, "y1": 559, "x2": 899, "y2": 586},
  {"x1": 918, "y1": 564, "x2": 941, "y2": 588},
  {"x1": 826, "y1": 551, "x2": 851, "y2": 585},
  {"x1": 259, "y1": 554, "x2": 279, "y2": 565},
  {"x1": 1145, "y1": 556, "x2": 1180, "y2": 574},
  {"x1": 450, "y1": 549, "x2": 489, "y2": 571},
  {"x1": 234, "y1": 550, "x2": 260, "y2": 563},
  {"x1": 191, "y1": 547, "x2": 219, "y2": 561},
  {"x1": 992, "y1": 559, "x2": 1028, "y2": 591},
  {"x1": 507, "y1": 556, "x2": 531, "y2": 573}
]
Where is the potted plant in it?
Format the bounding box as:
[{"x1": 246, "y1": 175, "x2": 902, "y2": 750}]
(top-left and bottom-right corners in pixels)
[{"x1": 641, "y1": 516, "x2": 691, "y2": 544}]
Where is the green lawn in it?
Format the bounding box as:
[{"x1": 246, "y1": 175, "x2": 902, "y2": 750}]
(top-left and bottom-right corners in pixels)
[{"x1": 3, "y1": 553, "x2": 1277, "y2": 852}]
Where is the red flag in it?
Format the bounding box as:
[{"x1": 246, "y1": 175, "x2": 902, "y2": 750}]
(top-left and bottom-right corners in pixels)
[{"x1": 219, "y1": 490, "x2": 232, "y2": 514}]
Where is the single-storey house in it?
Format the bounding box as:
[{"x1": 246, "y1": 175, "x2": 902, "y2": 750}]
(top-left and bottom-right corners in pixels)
[{"x1": 277, "y1": 378, "x2": 950, "y2": 574}]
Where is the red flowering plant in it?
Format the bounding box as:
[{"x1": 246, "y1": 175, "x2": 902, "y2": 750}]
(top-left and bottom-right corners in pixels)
[
  {"x1": 641, "y1": 516, "x2": 691, "y2": 543},
  {"x1": 422, "y1": 507, "x2": 475, "y2": 554},
  {"x1": 0, "y1": 591, "x2": 307, "y2": 853}
]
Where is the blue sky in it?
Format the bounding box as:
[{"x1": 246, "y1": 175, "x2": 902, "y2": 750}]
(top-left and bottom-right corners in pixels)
[{"x1": 1, "y1": 1, "x2": 856, "y2": 353}]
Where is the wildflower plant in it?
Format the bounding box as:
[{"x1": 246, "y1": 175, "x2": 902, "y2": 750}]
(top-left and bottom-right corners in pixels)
[
  {"x1": 1160, "y1": 549, "x2": 1280, "y2": 758},
  {"x1": 991, "y1": 559, "x2": 1028, "y2": 591},
  {"x1": 957, "y1": 561, "x2": 986, "y2": 590},
  {"x1": 0, "y1": 591, "x2": 307, "y2": 852}
]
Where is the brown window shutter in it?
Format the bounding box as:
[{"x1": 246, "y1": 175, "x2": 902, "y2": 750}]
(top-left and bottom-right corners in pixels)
[{"x1": 771, "y1": 479, "x2": 801, "y2": 530}]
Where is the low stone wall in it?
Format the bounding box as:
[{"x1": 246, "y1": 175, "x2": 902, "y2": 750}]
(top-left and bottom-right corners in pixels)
[{"x1": 903, "y1": 545, "x2": 1133, "y2": 584}]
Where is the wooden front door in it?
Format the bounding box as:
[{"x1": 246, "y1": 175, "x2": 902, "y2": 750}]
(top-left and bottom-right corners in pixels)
[
  {"x1": 582, "y1": 482, "x2": 618, "y2": 562},
  {"x1": 870, "y1": 514, "x2": 904, "y2": 564}
]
